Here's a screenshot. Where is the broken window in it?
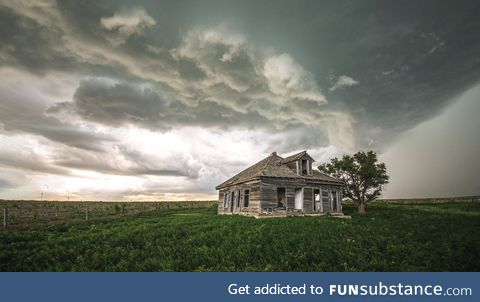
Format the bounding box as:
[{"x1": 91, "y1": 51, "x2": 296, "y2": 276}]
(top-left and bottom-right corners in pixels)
[
  {"x1": 301, "y1": 159, "x2": 308, "y2": 175},
  {"x1": 243, "y1": 189, "x2": 250, "y2": 207},
  {"x1": 277, "y1": 187, "x2": 286, "y2": 208},
  {"x1": 224, "y1": 192, "x2": 229, "y2": 208},
  {"x1": 236, "y1": 190, "x2": 241, "y2": 208}
]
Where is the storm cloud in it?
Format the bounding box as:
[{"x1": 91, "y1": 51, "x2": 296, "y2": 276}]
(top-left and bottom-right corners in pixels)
[{"x1": 0, "y1": 0, "x2": 479, "y2": 200}]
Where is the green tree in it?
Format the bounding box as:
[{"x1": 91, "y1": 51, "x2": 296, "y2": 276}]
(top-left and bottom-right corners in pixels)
[{"x1": 318, "y1": 151, "x2": 389, "y2": 214}]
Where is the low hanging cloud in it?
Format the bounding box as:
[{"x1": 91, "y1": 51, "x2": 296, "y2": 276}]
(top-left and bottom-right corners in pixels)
[
  {"x1": 46, "y1": 23, "x2": 348, "y2": 142},
  {"x1": 174, "y1": 25, "x2": 329, "y2": 124},
  {"x1": 0, "y1": 71, "x2": 115, "y2": 152},
  {"x1": 1, "y1": 1, "x2": 480, "y2": 200},
  {"x1": 1, "y1": 1, "x2": 344, "y2": 146},
  {"x1": 0, "y1": 147, "x2": 71, "y2": 176},
  {"x1": 51, "y1": 144, "x2": 200, "y2": 178},
  {"x1": 100, "y1": 7, "x2": 156, "y2": 45}
]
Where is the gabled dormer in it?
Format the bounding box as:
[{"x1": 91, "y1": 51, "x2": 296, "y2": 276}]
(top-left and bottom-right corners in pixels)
[{"x1": 280, "y1": 151, "x2": 315, "y2": 176}]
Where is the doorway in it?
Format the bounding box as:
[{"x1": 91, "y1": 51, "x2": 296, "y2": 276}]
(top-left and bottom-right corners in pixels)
[
  {"x1": 294, "y1": 188, "x2": 303, "y2": 210},
  {"x1": 313, "y1": 189, "x2": 321, "y2": 212},
  {"x1": 331, "y1": 190, "x2": 337, "y2": 211},
  {"x1": 230, "y1": 191, "x2": 235, "y2": 213},
  {"x1": 277, "y1": 188, "x2": 286, "y2": 208}
]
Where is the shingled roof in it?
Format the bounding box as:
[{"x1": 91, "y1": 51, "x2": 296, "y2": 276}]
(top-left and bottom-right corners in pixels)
[
  {"x1": 215, "y1": 151, "x2": 342, "y2": 189},
  {"x1": 280, "y1": 150, "x2": 314, "y2": 164}
]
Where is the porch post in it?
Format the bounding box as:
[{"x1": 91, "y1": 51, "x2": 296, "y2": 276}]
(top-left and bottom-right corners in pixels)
[
  {"x1": 319, "y1": 188, "x2": 324, "y2": 212},
  {"x1": 338, "y1": 191, "x2": 342, "y2": 212},
  {"x1": 329, "y1": 189, "x2": 333, "y2": 212}
]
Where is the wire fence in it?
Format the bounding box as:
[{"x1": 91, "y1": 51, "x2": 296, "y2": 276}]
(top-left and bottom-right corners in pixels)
[
  {"x1": 0, "y1": 200, "x2": 217, "y2": 230},
  {"x1": 375, "y1": 196, "x2": 480, "y2": 204}
]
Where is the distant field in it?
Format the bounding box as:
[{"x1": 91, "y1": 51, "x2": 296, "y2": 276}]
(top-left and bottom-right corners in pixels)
[
  {"x1": 376, "y1": 196, "x2": 480, "y2": 204},
  {"x1": 0, "y1": 200, "x2": 216, "y2": 229},
  {"x1": 0, "y1": 201, "x2": 479, "y2": 271}
]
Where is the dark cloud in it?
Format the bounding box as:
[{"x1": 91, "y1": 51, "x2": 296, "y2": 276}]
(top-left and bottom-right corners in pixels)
[
  {"x1": 0, "y1": 85, "x2": 115, "y2": 152},
  {"x1": 68, "y1": 78, "x2": 168, "y2": 128},
  {"x1": 229, "y1": 0, "x2": 480, "y2": 149},
  {"x1": 2, "y1": 1, "x2": 480, "y2": 153},
  {"x1": 0, "y1": 7, "x2": 67, "y2": 74},
  {"x1": 50, "y1": 78, "x2": 274, "y2": 130},
  {"x1": 1, "y1": 0, "x2": 480, "y2": 199},
  {"x1": 136, "y1": 0, "x2": 480, "y2": 150}
]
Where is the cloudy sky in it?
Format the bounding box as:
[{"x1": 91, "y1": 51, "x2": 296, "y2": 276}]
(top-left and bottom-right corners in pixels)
[{"x1": 0, "y1": 0, "x2": 479, "y2": 201}]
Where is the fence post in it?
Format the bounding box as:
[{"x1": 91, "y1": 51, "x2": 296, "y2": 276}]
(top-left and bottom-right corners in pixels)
[
  {"x1": 121, "y1": 204, "x2": 125, "y2": 215},
  {"x1": 2, "y1": 208, "x2": 7, "y2": 229},
  {"x1": 85, "y1": 206, "x2": 89, "y2": 221},
  {"x1": 155, "y1": 202, "x2": 159, "y2": 211}
]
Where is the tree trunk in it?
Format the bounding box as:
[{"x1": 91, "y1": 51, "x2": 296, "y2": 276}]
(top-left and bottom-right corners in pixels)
[{"x1": 357, "y1": 202, "x2": 366, "y2": 214}]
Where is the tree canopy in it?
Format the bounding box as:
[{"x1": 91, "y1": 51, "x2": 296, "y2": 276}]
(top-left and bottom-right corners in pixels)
[{"x1": 318, "y1": 151, "x2": 389, "y2": 214}]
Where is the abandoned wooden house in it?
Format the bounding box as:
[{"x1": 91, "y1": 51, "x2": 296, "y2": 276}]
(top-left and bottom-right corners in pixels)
[{"x1": 215, "y1": 151, "x2": 344, "y2": 217}]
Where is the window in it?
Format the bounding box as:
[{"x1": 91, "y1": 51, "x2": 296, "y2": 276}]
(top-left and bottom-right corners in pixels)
[
  {"x1": 243, "y1": 189, "x2": 250, "y2": 207},
  {"x1": 332, "y1": 190, "x2": 338, "y2": 211},
  {"x1": 224, "y1": 192, "x2": 229, "y2": 208},
  {"x1": 277, "y1": 187, "x2": 286, "y2": 207},
  {"x1": 301, "y1": 159, "x2": 308, "y2": 175},
  {"x1": 236, "y1": 190, "x2": 240, "y2": 208},
  {"x1": 313, "y1": 189, "x2": 320, "y2": 211}
]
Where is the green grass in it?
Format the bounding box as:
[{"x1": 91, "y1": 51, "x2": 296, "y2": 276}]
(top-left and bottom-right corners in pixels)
[
  {"x1": 0, "y1": 202, "x2": 479, "y2": 271},
  {"x1": 0, "y1": 200, "x2": 215, "y2": 228}
]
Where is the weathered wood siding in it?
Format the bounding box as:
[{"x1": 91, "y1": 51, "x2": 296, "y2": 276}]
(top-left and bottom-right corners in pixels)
[
  {"x1": 218, "y1": 190, "x2": 225, "y2": 213},
  {"x1": 217, "y1": 180, "x2": 261, "y2": 215},
  {"x1": 303, "y1": 187, "x2": 313, "y2": 212},
  {"x1": 218, "y1": 177, "x2": 343, "y2": 215},
  {"x1": 286, "y1": 187, "x2": 295, "y2": 209},
  {"x1": 249, "y1": 184, "x2": 261, "y2": 211},
  {"x1": 260, "y1": 181, "x2": 277, "y2": 210},
  {"x1": 321, "y1": 189, "x2": 330, "y2": 212},
  {"x1": 260, "y1": 177, "x2": 343, "y2": 213}
]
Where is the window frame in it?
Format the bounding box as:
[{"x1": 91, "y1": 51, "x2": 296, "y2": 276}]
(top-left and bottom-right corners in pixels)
[
  {"x1": 301, "y1": 159, "x2": 308, "y2": 175},
  {"x1": 235, "y1": 190, "x2": 241, "y2": 208},
  {"x1": 243, "y1": 189, "x2": 250, "y2": 208},
  {"x1": 223, "y1": 192, "x2": 229, "y2": 208}
]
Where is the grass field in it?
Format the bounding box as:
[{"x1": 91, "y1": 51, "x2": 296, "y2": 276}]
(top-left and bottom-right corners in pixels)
[
  {"x1": 0, "y1": 200, "x2": 216, "y2": 229},
  {"x1": 0, "y1": 202, "x2": 479, "y2": 271}
]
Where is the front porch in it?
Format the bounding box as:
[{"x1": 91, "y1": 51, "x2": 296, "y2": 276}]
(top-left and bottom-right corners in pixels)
[{"x1": 244, "y1": 210, "x2": 350, "y2": 219}]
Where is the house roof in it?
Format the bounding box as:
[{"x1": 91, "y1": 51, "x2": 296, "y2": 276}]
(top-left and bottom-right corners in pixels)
[
  {"x1": 280, "y1": 150, "x2": 314, "y2": 164},
  {"x1": 215, "y1": 151, "x2": 342, "y2": 189}
]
